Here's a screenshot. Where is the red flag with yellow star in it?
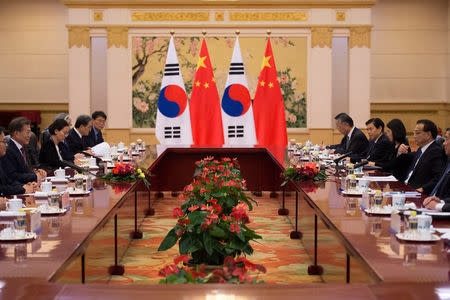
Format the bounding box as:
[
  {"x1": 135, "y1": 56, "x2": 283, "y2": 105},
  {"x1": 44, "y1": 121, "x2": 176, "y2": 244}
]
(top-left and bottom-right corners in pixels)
[
  {"x1": 253, "y1": 38, "x2": 287, "y2": 162},
  {"x1": 189, "y1": 38, "x2": 224, "y2": 146}
]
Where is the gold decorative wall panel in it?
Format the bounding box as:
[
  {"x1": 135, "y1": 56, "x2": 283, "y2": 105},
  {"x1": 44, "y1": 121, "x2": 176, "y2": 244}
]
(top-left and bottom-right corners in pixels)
[
  {"x1": 68, "y1": 26, "x2": 90, "y2": 48},
  {"x1": 336, "y1": 11, "x2": 345, "y2": 21},
  {"x1": 131, "y1": 12, "x2": 210, "y2": 21},
  {"x1": 311, "y1": 27, "x2": 332, "y2": 48},
  {"x1": 350, "y1": 26, "x2": 371, "y2": 48},
  {"x1": 107, "y1": 27, "x2": 128, "y2": 48},
  {"x1": 229, "y1": 12, "x2": 307, "y2": 22},
  {"x1": 93, "y1": 11, "x2": 103, "y2": 21},
  {"x1": 215, "y1": 12, "x2": 225, "y2": 21}
]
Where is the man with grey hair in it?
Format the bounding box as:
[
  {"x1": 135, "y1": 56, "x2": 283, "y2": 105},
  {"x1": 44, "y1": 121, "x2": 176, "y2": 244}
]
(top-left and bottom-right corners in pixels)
[{"x1": 65, "y1": 115, "x2": 93, "y2": 155}]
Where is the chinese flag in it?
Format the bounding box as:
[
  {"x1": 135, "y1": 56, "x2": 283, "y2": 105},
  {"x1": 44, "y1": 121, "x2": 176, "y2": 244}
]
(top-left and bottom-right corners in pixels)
[
  {"x1": 190, "y1": 38, "x2": 224, "y2": 146},
  {"x1": 253, "y1": 38, "x2": 287, "y2": 163}
]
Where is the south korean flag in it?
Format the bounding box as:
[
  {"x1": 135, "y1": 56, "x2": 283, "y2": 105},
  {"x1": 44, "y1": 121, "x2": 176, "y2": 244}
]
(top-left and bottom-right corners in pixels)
[
  {"x1": 155, "y1": 36, "x2": 193, "y2": 146},
  {"x1": 221, "y1": 37, "x2": 257, "y2": 146}
]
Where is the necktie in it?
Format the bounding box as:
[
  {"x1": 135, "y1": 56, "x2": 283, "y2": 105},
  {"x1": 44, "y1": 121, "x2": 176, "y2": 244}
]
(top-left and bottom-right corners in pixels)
[
  {"x1": 81, "y1": 136, "x2": 86, "y2": 149},
  {"x1": 406, "y1": 148, "x2": 422, "y2": 180},
  {"x1": 20, "y1": 147, "x2": 27, "y2": 165},
  {"x1": 431, "y1": 163, "x2": 450, "y2": 196},
  {"x1": 345, "y1": 135, "x2": 351, "y2": 150}
]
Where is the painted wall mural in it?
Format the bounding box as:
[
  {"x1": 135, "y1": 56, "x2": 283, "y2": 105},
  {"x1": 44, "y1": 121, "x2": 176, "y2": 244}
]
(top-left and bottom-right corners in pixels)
[{"x1": 132, "y1": 36, "x2": 307, "y2": 128}]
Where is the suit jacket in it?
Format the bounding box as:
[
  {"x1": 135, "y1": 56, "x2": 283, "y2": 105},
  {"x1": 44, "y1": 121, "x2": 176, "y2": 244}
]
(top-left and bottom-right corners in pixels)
[
  {"x1": 329, "y1": 127, "x2": 369, "y2": 162},
  {"x1": 85, "y1": 128, "x2": 104, "y2": 148},
  {"x1": 406, "y1": 141, "x2": 447, "y2": 195},
  {"x1": 39, "y1": 138, "x2": 65, "y2": 171},
  {"x1": 0, "y1": 139, "x2": 37, "y2": 184},
  {"x1": 442, "y1": 198, "x2": 450, "y2": 212},
  {"x1": 0, "y1": 162, "x2": 25, "y2": 196},
  {"x1": 434, "y1": 162, "x2": 450, "y2": 199},
  {"x1": 65, "y1": 128, "x2": 88, "y2": 155},
  {"x1": 377, "y1": 144, "x2": 412, "y2": 182},
  {"x1": 366, "y1": 134, "x2": 394, "y2": 165}
]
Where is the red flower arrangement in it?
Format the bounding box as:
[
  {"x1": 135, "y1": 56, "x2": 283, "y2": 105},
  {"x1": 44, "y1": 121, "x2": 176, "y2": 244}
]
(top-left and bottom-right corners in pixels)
[
  {"x1": 158, "y1": 157, "x2": 261, "y2": 266},
  {"x1": 101, "y1": 163, "x2": 150, "y2": 189},
  {"x1": 281, "y1": 162, "x2": 327, "y2": 186},
  {"x1": 159, "y1": 255, "x2": 266, "y2": 284}
]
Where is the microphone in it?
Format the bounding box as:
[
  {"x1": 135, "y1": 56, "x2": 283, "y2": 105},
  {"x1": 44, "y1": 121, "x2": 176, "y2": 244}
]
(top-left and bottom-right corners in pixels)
[
  {"x1": 353, "y1": 160, "x2": 369, "y2": 169},
  {"x1": 81, "y1": 151, "x2": 103, "y2": 165},
  {"x1": 333, "y1": 152, "x2": 353, "y2": 164},
  {"x1": 61, "y1": 160, "x2": 101, "y2": 177}
]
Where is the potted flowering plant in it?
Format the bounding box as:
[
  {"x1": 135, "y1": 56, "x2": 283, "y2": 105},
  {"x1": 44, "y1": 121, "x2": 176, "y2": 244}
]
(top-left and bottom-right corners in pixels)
[
  {"x1": 101, "y1": 163, "x2": 150, "y2": 188},
  {"x1": 159, "y1": 255, "x2": 266, "y2": 284},
  {"x1": 281, "y1": 162, "x2": 327, "y2": 186},
  {"x1": 158, "y1": 157, "x2": 262, "y2": 266}
]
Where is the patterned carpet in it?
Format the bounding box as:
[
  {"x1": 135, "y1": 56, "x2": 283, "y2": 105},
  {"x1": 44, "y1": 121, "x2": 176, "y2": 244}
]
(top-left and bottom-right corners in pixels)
[{"x1": 58, "y1": 192, "x2": 371, "y2": 284}]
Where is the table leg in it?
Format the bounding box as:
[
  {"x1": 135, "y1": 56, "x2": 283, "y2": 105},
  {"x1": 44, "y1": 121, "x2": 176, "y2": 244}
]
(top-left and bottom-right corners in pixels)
[
  {"x1": 290, "y1": 191, "x2": 302, "y2": 239},
  {"x1": 278, "y1": 188, "x2": 289, "y2": 215},
  {"x1": 81, "y1": 253, "x2": 85, "y2": 284},
  {"x1": 146, "y1": 188, "x2": 155, "y2": 216},
  {"x1": 346, "y1": 253, "x2": 350, "y2": 283},
  {"x1": 108, "y1": 214, "x2": 125, "y2": 276},
  {"x1": 269, "y1": 191, "x2": 278, "y2": 198},
  {"x1": 131, "y1": 190, "x2": 143, "y2": 239},
  {"x1": 308, "y1": 214, "x2": 324, "y2": 275}
]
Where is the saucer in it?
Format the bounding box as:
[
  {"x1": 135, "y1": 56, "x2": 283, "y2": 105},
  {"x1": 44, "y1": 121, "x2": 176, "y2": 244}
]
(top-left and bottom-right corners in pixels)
[
  {"x1": 0, "y1": 232, "x2": 36, "y2": 242},
  {"x1": 68, "y1": 190, "x2": 90, "y2": 197},
  {"x1": 364, "y1": 207, "x2": 394, "y2": 215},
  {"x1": 395, "y1": 232, "x2": 440, "y2": 242},
  {"x1": 38, "y1": 207, "x2": 67, "y2": 215},
  {"x1": 34, "y1": 192, "x2": 48, "y2": 198},
  {"x1": 342, "y1": 189, "x2": 374, "y2": 196}
]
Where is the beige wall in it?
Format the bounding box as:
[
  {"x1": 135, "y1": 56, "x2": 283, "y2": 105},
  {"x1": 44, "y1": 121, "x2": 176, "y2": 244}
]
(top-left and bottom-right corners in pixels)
[{"x1": 0, "y1": 0, "x2": 68, "y2": 106}]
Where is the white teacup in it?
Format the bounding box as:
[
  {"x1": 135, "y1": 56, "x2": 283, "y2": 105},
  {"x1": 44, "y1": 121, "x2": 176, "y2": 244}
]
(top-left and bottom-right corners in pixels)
[
  {"x1": 322, "y1": 149, "x2": 330, "y2": 158},
  {"x1": 118, "y1": 142, "x2": 125, "y2": 150},
  {"x1": 7, "y1": 198, "x2": 24, "y2": 212},
  {"x1": 417, "y1": 214, "x2": 432, "y2": 239},
  {"x1": 103, "y1": 151, "x2": 111, "y2": 160},
  {"x1": 41, "y1": 181, "x2": 52, "y2": 193},
  {"x1": 88, "y1": 157, "x2": 97, "y2": 167},
  {"x1": 392, "y1": 194, "x2": 406, "y2": 209},
  {"x1": 358, "y1": 179, "x2": 370, "y2": 189},
  {"x1": 0, "y1": 227, "x2": 14, "y2": 238},
  {"x1": 54, "y1": 168, "x2": 65, "y2": 179}
]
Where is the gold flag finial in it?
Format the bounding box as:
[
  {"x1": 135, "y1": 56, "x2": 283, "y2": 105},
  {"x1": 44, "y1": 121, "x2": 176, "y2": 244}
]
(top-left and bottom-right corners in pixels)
[
  {"x1": 202, "y1": 30, "x2": 207, "y2": 37},
  {"x1": 235, "y1": 29, "x2": 240, "y2": 36},
  {"x1": 170, "y1": 30, "x2": 175, "y2": 36},
  {"x1": 266, "y1": 29, "x2": 271, "y2": 36}
]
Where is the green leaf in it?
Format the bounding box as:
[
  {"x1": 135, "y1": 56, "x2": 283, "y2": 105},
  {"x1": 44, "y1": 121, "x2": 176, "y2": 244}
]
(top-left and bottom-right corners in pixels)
[
  {"x1": 179, "y1": 234, "x2": 193, "y2": 254},
  {"x1": 236, "y1": 226, "x2": 245, "y2": 242},
  {"x1": 202, "y1": 231, "x2": 215, "y2": 256},
  {"x1": 209, "y1": 225, "x2": 226, "y2": 238},
  {"x1": 188, "y1": 210, "x2": 207, "y2": 226},
  {"x1": 158, "y1": 228, "x2": 178, "y2": 251}
]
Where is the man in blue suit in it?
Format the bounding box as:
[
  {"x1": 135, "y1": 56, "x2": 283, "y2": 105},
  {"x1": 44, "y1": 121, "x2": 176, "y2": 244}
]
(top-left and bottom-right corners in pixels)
[
  {"x1": 327, "y1": 113, "x2": 369, "y2": 162},
  {"x1": 424, "y1": 128, "x2": 450, "y2": 211},
  {"x1": 0, "y1": 117, "x2": 46, "y2": 184},
  {"x1": 85, "y1": 111, "x2": 106, "y2": 147},
  {"x1": 65, "y1": 115, "x2": 93, "y2": 155},
  {"x1": 364, "y1": 118, "x2": 393, "y2": 165},
  {"x1": 0, "y1": 126, "x2": 36, "y2": 197}
]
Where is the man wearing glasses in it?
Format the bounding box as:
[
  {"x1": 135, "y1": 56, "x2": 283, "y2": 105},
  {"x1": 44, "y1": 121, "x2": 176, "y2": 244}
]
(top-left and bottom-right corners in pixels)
[
  {"x1": 399, "y1": 119, "x2": 446, "y2": 194},
  {"x1": 85, "y1": 111, "x2": 106, "y2": 147}
]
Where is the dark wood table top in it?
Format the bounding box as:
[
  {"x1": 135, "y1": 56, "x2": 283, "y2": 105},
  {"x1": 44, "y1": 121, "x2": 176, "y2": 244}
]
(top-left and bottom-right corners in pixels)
[
  {"x1": 293, "y1": 172, "x2": 450, "y2": 283},
  {"x1": 0, "y1": 149, "x2": 157, "y2": 281}
]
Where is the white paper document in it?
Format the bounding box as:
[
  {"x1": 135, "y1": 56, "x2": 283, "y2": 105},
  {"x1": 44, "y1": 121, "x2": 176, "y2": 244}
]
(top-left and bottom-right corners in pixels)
[{"x1": 91, "y1": 142, "x2": 111, "y2": 156}]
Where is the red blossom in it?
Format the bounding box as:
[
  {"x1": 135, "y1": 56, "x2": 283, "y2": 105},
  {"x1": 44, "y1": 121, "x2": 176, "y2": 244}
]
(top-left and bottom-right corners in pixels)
[
  {"x1": 173, "y1": 207, "x2": 183, "y2": 218},
  {"x1": 188, "y1": 205, "x2": 199, "y2": 212},
  {"x1": 174, "y1": 255, "x2": 189, "y2": 265}
]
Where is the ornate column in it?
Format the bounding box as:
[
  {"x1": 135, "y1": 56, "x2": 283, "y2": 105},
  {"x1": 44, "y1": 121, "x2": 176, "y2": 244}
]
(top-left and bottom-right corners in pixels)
[
  {"x1": 68, "y1": 26, "x2": 91, "y2": 118},
  {"x1": 309, "y1": 27, "x2": 333, "y2": 129},
  {"x1": 349, "y1": 26, "x2": 371, "y2": 127},
  {"x1": 106, "y1": 26, "x2": 131, "y2": 143}
]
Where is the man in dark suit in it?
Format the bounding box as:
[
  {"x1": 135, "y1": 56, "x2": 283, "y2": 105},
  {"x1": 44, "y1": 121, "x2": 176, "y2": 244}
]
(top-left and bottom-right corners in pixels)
[
  {"x1": 423, "y1": 128, "x2": 450, "y2": 211},
  {"x1": 364, "y1": 118, "x2": 393, "y2": 165},
  {"x1": 65, "y1": 115, "x2": 93, "y2": 155},
  {"x1": 0, "y1": 118, "x2": 46, "y2": 186},
  {"x1": 85, "y1": 111, "x2": 106, "y2": 147},
  {"x1": 401, "y1": 120, "x2": 446, "y2": 194},
  {"x1": 327, "y1": 113, "x2": 369, "y2": 162},
  {"x1": 0, "y1": 127, "x2": 36, "y2": 197}
]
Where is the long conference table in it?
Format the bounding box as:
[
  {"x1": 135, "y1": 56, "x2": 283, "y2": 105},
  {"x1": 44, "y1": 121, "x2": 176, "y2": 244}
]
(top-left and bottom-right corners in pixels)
[{"x1": 0, "y1": 146, "x2": 449, "y2": 299}]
